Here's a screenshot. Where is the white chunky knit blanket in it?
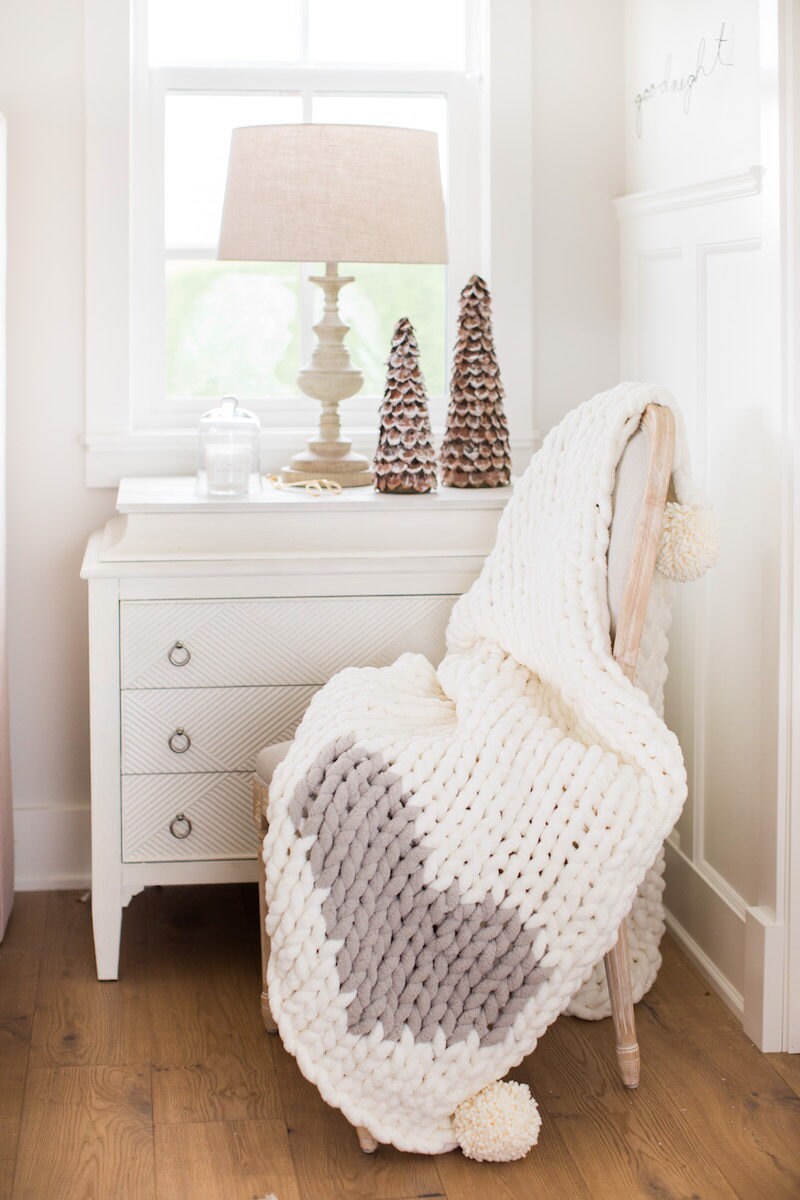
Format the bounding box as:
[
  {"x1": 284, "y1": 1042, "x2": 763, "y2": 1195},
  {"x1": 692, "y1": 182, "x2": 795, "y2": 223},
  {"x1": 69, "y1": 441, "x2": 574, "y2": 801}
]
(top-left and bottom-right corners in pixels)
[{"x1": 264, "y1": 383, "x2": 707, "y2": 1154}]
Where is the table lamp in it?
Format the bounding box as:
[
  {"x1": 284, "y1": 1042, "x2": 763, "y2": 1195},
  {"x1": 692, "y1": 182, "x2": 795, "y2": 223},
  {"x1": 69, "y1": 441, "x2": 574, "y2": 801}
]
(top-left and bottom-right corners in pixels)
[{"x1": 218, "y1": 124, "x2": 448, "y2": 487}]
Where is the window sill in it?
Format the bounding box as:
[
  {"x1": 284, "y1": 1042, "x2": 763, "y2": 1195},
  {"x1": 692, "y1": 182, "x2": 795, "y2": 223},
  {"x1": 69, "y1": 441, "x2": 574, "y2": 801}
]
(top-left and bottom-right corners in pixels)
[{"x1": 82, "y1": 428, "x2": 539, "y2": 488}]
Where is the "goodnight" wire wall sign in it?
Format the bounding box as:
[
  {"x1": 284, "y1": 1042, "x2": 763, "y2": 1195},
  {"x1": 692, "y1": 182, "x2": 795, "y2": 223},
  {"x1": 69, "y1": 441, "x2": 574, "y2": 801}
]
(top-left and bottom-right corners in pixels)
[{"x1": 634, "y1": 23, "x2": 734, "y2": 137}]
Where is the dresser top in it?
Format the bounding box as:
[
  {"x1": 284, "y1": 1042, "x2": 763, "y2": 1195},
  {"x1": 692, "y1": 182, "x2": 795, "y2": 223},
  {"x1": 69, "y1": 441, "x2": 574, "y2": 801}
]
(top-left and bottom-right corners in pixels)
[
  {"x1": 82, "y1": 476, "x2": 514, "y2": 576},
  {"x1": 117, "y1": 476, "x2": 514, "y2": 515}
]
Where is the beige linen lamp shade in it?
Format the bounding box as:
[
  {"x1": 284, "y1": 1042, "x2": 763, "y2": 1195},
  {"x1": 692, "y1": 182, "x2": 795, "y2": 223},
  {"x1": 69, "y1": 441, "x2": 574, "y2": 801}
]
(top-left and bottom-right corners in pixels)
[{"x1": 218, "y1": 123, "x2": 448, "y2": 265}]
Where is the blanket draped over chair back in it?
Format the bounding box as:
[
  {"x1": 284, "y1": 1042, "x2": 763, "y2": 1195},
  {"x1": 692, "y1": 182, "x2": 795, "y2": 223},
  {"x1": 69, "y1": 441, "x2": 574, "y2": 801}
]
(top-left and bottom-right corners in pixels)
[{"x1": 264, "y1": 383, "x2": 709, "y2": 1154}]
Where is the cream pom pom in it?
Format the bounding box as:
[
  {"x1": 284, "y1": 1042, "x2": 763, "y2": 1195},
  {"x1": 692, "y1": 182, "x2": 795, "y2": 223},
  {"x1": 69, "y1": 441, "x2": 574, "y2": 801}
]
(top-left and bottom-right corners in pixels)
[
  {"x1": 453, "y1": 1080, "x2": 541, "y2": 1162},
  {"x1": 656, "y1": 501, "x2": 719, "y2": 583}
]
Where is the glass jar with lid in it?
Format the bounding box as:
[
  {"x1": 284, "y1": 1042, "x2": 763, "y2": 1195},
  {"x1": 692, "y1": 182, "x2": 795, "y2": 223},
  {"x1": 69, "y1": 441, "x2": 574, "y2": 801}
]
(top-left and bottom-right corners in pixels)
[{"x1": 197, "y1": 396, "x2": 261, "y2": 497}]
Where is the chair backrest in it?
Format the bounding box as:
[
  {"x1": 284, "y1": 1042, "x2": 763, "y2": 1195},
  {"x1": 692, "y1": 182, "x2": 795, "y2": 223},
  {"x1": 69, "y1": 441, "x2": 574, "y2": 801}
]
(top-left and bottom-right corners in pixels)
[{"x1": 607, "y1": 403, "x2": 675, "y2": 682}]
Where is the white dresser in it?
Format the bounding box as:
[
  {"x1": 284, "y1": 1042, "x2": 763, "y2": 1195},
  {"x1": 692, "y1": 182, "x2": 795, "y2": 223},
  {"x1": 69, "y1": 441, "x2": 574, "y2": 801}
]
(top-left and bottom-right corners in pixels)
[{"x1": 82, "y1": 479, "x2": 510, "y2": 979}]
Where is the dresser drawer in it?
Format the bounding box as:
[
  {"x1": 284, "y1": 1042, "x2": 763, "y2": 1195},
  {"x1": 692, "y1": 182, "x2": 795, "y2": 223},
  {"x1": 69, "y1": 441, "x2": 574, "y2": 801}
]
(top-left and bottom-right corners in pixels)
[
  {"x1": 120, "y1": 595, "x2": 456, "y2": 689},
  {"x1": 121, "y1": 684, "x2": 315, "y2": 775},
  {"x1": 122, "y1": 773, "x2": 257, "y2": 862}
]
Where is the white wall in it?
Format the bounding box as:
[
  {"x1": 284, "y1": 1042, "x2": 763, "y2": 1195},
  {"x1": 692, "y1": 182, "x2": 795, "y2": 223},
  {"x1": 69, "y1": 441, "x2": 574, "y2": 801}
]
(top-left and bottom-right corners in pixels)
[
  {"x1": 625, "y1": 0, "x2": 761, "y2": 192},
  {"x1": 620, "y1": 0, "x2": 791, "y2": 1049},
  {"x1": 0, "y1": 0, "x2": 116, "y2": 887},
  {"x1": 530, "y1": 0, "x2": 625, "y2": 437}
]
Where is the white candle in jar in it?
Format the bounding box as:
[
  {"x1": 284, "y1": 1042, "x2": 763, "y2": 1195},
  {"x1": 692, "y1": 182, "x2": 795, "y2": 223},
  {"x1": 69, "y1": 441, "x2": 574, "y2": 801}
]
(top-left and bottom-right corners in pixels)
[{"x1": 204, "y1": 443, "x2": 252, "y2": 495}]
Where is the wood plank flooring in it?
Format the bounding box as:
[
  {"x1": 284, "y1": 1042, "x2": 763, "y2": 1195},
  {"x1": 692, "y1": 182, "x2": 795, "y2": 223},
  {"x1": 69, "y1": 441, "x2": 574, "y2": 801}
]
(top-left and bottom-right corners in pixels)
[{"x1": 0, "y1": 886, "x2": 797, "y2": 1200}]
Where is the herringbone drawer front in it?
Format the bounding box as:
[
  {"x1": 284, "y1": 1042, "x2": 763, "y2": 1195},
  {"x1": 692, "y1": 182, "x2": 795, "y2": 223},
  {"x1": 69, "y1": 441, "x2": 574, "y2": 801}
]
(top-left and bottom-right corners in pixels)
[
  {"x1": 120, "y1": 595, "x2": 456, "y2": 689},
  {"x1": 121, "y1": 684, "x2": 315, "y2": 775},
  {"x1": 122, "y1": 773, "x2": 257, "y2": 862}
]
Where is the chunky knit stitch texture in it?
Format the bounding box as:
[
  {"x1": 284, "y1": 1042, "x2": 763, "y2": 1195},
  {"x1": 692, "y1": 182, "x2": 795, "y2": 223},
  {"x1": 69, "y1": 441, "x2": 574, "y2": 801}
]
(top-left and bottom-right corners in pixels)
[{"x1": 265, "y1": 383, "x2": 703, "y2": 1154}]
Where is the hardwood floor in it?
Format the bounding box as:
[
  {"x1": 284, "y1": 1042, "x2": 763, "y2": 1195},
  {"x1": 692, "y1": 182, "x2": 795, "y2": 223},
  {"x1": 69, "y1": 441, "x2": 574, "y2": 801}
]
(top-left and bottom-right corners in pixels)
[{"x1": 0, "y1": 886, "x2": 797, "y2": 1200}]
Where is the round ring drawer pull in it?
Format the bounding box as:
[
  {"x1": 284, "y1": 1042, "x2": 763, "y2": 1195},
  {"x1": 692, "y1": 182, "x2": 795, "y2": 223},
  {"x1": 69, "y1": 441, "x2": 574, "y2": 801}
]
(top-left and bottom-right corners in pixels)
[
  {"x1": 168, "y1": 727, "x2": 191, "y2": 754},
  {"x1": 169, "y1": 812, "x2": 192, "y2": 840},
  {"x1": 168, "y1": 641, "x2": 191, "y2": 667}
]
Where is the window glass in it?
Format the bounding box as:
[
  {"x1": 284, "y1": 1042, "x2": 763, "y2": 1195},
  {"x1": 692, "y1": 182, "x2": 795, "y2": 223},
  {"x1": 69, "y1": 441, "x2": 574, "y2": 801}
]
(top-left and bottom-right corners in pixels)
[
  {"x1": 166, "y1": 261, "x2": 301, "y2": 400},
  {"x1": 308, "y1": 0, "x2": 465, "y2": 67},
  {"x1": 335, "y1": 264, "x2": 446, "y2": 399},
  {"x1": 165, "y1": 93, "x2": 302, "y2": 250},
  {"x1": 149, "y1": 0, "x2": 302, "y2": 65}
]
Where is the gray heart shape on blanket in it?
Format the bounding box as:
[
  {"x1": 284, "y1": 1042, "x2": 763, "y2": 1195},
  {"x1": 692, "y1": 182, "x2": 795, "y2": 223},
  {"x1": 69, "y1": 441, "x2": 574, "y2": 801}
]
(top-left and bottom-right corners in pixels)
[{"x1": 288, "y1": 737, "x2": 548, "y2": 1047}]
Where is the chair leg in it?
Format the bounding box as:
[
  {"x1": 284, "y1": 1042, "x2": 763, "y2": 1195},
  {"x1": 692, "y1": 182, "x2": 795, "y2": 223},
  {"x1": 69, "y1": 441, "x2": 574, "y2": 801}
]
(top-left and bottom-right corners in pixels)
[
  {"x1": 253, "y1": 780, "x2": 277, "y2": 1035},
  {"x1": 604, "y1": 919, "x2": 640, "y2": 1089},
  {"x1": 356, "y1": 1126, "x2": 378, "y2": 1153}
]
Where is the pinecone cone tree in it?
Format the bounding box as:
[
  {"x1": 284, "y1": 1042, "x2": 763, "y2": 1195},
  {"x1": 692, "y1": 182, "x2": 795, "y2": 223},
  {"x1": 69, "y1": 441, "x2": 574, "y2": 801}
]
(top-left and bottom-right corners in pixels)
[
  {"x1": 440, "y1": 275, "x2": 512, "y2": 487},
  {"x1": 374, "y1": 318, "x2": 437, "y2": 493}
]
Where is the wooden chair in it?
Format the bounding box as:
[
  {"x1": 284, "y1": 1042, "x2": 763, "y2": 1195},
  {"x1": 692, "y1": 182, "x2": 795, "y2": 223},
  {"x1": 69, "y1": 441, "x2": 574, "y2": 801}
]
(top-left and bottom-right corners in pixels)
[{"x1": 252, "y1": 402, "x2": 676, "y2": 1150}]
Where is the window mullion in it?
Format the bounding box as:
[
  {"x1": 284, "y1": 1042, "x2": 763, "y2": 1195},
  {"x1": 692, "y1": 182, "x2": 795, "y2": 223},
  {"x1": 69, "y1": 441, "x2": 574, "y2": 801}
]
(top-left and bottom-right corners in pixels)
[
  {"x1": 464, "y1": 0, "x2": 488, "y2": 79},
  {"x1": 157, "y1": 65, "x2": 464, "y2": 94}
]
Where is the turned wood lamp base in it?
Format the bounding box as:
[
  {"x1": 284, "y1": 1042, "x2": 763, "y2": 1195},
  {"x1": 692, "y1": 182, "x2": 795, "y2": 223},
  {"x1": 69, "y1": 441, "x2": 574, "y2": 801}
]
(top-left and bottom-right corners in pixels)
[
  {"x1": 280, "y1": 453, "x2": 373, "y2": 489},
  {"x1": 281, "y1": 262, "x2": 374, "y2": 489}
]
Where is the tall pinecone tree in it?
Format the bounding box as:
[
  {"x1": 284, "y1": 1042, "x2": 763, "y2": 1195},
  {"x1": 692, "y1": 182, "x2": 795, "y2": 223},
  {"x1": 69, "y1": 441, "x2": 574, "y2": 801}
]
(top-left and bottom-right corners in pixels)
[
  {"x1": 374, "y1": 318, "x2": 437, "y2": 493},
  {"x1": 440, "y1": 275, "x2": 512, "y2": 487}
]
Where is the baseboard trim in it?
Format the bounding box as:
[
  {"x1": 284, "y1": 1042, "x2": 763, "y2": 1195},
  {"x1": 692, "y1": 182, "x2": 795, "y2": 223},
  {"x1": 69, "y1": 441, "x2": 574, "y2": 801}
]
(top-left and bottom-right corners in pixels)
[{"x1": 665, "y1": 909, "x2": 744, "y2": 1021}]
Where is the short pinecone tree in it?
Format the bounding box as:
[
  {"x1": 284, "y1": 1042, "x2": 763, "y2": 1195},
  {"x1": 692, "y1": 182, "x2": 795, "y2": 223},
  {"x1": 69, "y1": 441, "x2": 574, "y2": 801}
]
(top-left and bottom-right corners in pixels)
[
  {"x1": 440, "y1": 275, "x2": 511, "y2": 487},
  {"x1": 374, "y1": 318, "x2": 437, "y2": 493}
]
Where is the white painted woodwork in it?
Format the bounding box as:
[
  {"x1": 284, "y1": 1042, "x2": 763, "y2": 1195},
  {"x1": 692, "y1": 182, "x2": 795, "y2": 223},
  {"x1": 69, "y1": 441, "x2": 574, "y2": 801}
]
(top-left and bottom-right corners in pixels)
[
  {"x1": 123, "y1": 773, "x2": 258, "y2": 862},
  {"x1": 87, "y1": 576, "x2": 124, "y2": 981},
  {"x1": 619, "y1": 0, "x2": 795, "y2": 1052},
  {"x1": 121, "y1": 685, "x2": 317, "y2": 774},
  {"x1": 783, "y1": 0, "x2": 800, "y2": 1056},
  {"x1": 83, "y1": 1, "x2": 544, "y2": 485},
  {"x1": 98, "y1": 477, "x2": 513, "y2": 564},
  {"x1": 121, "y1": 596, "x2": 456, "y2": 690},
  {"x1": 82, "y1": 480, "x2": 508, "y2": 979},
  {"x1": 619, "y1": 179, "x2": 784, "y2": 1042}
]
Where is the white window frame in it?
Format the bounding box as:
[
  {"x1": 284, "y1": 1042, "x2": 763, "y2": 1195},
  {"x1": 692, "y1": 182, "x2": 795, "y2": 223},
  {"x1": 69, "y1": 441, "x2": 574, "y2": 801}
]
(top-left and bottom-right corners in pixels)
[{"x1": 84, "y1": 0, "x2": 535, "y2": 485}]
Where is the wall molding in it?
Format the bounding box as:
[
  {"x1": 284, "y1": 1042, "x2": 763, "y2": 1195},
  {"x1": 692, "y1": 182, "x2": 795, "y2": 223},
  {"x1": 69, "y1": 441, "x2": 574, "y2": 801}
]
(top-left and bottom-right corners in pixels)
[
  {"x1": 620, "y1": 162, "x2": 788, "y2": 1046},
  {"x1": 615, "y1": 166, "x2": 765, "y2": 221}
]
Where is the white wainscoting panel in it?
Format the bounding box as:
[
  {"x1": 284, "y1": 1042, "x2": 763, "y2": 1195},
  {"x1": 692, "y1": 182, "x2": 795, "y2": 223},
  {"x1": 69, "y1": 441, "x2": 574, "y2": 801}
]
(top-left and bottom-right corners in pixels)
[
  {"x1": 702, "y1": 240, "x2": 768, "y2": 904},
  {"x1": 636, "y1": 250, "x2": 685, "y2": 400},
  {"x1": 618, "y1": 171, "x2": 785, "y2": 1045}
]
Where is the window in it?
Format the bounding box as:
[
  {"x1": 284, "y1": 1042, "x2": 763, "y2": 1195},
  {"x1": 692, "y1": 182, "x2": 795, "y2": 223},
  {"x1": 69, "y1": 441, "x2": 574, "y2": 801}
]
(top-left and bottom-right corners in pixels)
[{"x1": 84, "y1": 0, "x2": 534, "y2": 483}]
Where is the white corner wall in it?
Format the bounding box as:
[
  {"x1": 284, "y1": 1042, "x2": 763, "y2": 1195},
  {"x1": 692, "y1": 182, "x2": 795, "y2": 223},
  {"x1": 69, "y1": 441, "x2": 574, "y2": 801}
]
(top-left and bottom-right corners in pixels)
[
  {"x1": 0, "y1": 0, "x2": 116, "y2": 888},
  {"x1": 530, "y1": 0, "x2": 625, "y2": 436},
  {"x1": 620, "y1": 0, "x2": 792, "y2": 1049}
]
